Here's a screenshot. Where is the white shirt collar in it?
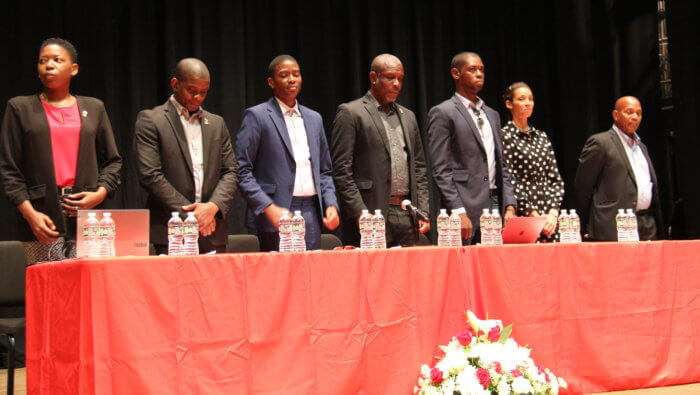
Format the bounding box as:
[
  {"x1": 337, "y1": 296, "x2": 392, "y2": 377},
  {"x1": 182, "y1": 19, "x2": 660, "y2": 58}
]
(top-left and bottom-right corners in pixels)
[
  {"x1": 456, "y1": 92, "x2": 484, "y2": 111},
  {"x1": 276, "y1": 97, "x2": 300, "y2": 117},
  {"x1": 613, "y1": 124, "x2": 641, "y2": 147},
  {"x1": 169, "y1": 95, "x2": 203, "y2": 122}
]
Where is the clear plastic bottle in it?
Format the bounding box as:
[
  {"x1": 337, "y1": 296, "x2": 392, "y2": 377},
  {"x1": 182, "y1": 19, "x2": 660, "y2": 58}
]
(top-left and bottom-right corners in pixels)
[
  {"x1": 291, "y1": 210, "x2": 306, "y2": 252},
  {"x1": 278, "y1": 210, "x2": 293, "y2": 252},
  {"x1": 626, "y1": 208, "x2": 639, "y2": 242},
  {"x1": 167, "y1": 212, "x2": 184, "y2": 256},
  {"x1": 491, "y1": 209, "x2": 503, "y2": 245},
  {"x1": 479, "y1": 208, "x2": 492, "y2": 245},
  {"x1": 372, "y1": 209, "x2": 386, "y2": 249},
  {"x1": 449, "y1": 210, "x2": 462, "y2": 247},
  {"x1": 98, "y1": 212, "x2": 116, "y2": 257},
  {"x1": 83, "y1": 212, "x2": 100, "y2": 257},
  {"x1": 568, "y1": 209, "x2": 582, "y2": 243},
  {"x1": 182, "y1": 212, "x2": 199, "y2": 255},
  {"x1": 436, "y1": 209, "x2": 450, "y2": 246},
  {"x1": 559, "y1": 209, "x2": 570, "y2": 243},
  {"x1": 616, "y1": 209, "x2": 627, "y2": 242},
  {"x1": 359, "y1": 209, "x2": 374, "y2": 249}
]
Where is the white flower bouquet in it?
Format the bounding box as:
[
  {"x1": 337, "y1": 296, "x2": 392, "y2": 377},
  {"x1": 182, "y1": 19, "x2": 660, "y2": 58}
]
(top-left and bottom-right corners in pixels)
[{"x1": 415, "y1": 311, "x2": 568, "y2": 395}]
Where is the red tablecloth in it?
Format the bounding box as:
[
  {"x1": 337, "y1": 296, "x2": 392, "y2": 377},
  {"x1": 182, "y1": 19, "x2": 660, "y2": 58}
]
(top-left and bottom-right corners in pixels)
[{"x1": 26, "y1": 241, "x2": 700, "y2": 394}]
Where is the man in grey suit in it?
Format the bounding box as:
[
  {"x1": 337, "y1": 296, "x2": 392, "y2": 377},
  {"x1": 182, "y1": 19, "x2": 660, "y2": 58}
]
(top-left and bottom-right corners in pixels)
[
  {"x1": 427, "y1": 52, "x2": 516, "y2": 243},
  {"x1": 135, "y1": 58, "x2": 239, "y2": 254},
  {"x1": 575, "y1": 96, "x2": 664, "y2": 241},
  {"x1": 330, "y1": 54, "x2": 430, "y2": 247}
]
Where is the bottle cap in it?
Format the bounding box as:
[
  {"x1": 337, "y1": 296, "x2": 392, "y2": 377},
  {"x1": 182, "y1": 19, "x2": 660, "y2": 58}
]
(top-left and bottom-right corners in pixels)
[{"x1": 103, "y1": 212, "x2": 111, "y2": 217}]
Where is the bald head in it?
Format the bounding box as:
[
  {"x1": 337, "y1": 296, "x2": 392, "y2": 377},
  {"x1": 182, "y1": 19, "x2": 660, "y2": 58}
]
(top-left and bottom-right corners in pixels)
[
  {"x1": 174, "y1": 58, "x2": 210, "y2": 82},
  {"x1": 370, "y1": 54, "x2": 402, "y2": 75},
  {"x1": 612, "y1": 96, "x2": 642, "y2": 135},
  {"x1": 369, "y1": 54, "x2": 404, "y2": 107}
]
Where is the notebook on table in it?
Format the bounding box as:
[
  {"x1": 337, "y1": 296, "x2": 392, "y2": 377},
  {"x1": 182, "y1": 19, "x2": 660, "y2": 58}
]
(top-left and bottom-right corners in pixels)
[
  {"x1": 76, "y1": 209, "x2": 150, "y2": 257},
  {"x1": 501, "y1": 216, "x2": 547, "y2": 244}
]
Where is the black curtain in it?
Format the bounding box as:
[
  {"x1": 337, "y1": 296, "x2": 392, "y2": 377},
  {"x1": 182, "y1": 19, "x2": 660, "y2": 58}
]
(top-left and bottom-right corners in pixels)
[{"x1": 1, "y1": 0, "x2": 698, "y2": 240}]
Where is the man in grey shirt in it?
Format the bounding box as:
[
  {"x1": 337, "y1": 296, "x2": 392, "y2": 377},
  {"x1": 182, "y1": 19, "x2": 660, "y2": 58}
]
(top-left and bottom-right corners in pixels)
[{"x1": 330, "y1": 54, "x2": 430, "y2": 247}]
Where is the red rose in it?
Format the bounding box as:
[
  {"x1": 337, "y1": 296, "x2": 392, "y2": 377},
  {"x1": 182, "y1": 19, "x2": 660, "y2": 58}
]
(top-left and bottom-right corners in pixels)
[
  {"x1": 476, "y1": 368, "x2": 491, "y2": 388},
  {"x1": 487, "y1": 326, "x2": 501, "y2": 342},
  {"x1": 493, "y1": 361, "x2": 503, "y2": 374},
  {"x1": 510, "y1": 369, "x2": 523, "y2": 377},
  {"x1": 430, "y1": 367, "x2": 443, "y2": 384},
  {"x1": 457, "y1": 328, "x2": 475, "y2": 346}
]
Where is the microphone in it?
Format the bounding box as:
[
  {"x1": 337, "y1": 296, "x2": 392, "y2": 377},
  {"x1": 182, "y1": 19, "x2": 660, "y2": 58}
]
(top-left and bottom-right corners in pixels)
[{"x1": 401, "y1": 199, "x2": 429, "y2": 222}]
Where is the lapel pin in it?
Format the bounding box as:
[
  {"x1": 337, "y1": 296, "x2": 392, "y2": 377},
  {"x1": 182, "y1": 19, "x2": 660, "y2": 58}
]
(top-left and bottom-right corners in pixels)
[
  {"x1": 399, "y1": 108, "x2": 404, "y2": 114},
  {"x1": 81, "y1": 110, "x2": 88, "y2": 118},
  {"x1": 203, "y1": 117, "x2": 209, "y2": 125}
]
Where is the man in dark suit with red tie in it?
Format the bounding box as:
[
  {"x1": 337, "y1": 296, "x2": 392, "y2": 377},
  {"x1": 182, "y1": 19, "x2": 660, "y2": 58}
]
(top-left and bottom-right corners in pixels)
[{"x1": 135, "y1": 58, "x2": 239, "y2": 254}]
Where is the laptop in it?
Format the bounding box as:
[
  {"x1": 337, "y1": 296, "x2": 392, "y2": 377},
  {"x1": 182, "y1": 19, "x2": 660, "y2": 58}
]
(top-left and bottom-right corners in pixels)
[
  {"x1": 76, "y1": 209, "x2": 150, "y2": 257},
  {"x1": 501, "y1": 216, "x2": 547, "y2": 244}
]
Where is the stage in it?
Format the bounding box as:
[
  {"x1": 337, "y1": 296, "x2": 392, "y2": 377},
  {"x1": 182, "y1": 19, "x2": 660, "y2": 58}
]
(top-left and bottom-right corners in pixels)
[{"x1": 25, "y1": 241, "x2": 700, "y2": 394}]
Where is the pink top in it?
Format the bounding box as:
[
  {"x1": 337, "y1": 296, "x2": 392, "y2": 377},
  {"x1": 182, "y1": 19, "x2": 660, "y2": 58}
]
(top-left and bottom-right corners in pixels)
[{"x1": 42, "y1": 100, "x2": 81, "y2": 187}]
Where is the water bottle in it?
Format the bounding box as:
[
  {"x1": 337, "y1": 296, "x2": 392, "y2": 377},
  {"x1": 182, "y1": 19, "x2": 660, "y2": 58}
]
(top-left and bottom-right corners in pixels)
[
  {"x1": 491, "y1": 209, "x2": 503, "y2": 245},
  {"x1": 98, "y1": 212, "x2": 116, "y2": 257},
  {"x1": 626, "y1": 209, "x2": 639, "y2": 241},
  {"x1": 82, "y1": 212, "x2": 100, "y2": 257},
  {"x1": 436, "y1": 209, "x2": 450, "y2": 246},
  {"x1": 291, "y1": 210, "x2": 306, "y2": 252},
  {"x1": 449, "y1": 210, "x2": 462, "y2": 247},
  {"x1": 359, "y1": 209, "x2": 374, "y2": 249},
  {"x1": 372, "y1": 209, "x2": 386, "y2": 249},
  {"x1": 616, "y1": 209, "x2": 627, "y2": 242},
  {"x1": 278, "y1": 210, "x2": 293, "y2": 252},
  {"x1": 167, "y1": 212, "x2": 184, "y2": 256},
  {"x1": 479, "y1": 209, "x2": 492, "y2": 245},
  {"x1": 559, "y1": 210, "x2": 570, "y2": 243},
  {"x1": 569, "y1": 209, "x2": 582, "y2": 243},
  {"x1": 182, "y1": 211, "x2": 199, "y2": 255}
]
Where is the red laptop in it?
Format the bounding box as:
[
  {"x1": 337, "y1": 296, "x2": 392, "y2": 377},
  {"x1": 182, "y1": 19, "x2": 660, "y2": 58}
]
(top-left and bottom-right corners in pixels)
[{"x1": 501, "y1": 216, "x2": 548, "y2": 244}]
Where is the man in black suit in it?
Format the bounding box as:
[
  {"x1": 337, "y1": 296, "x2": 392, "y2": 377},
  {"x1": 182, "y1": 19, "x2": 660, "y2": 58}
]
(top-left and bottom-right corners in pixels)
[
  {"x1": 135, "y1": 58, "x2": 239, "y2": 253},
  {"x1": 330, "y1": 54, "x2": 429, "y2": 247},
  {"x1": 575, "y1": 96, "x2": 664, "y2": 241},
  {"x1": 427, "y1": 52, "x2": 516, "y2": 244}
]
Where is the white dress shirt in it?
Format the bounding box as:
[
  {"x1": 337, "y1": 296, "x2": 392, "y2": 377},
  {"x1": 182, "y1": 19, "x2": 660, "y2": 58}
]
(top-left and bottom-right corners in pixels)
[
  {"x1": 452, "y1": 93, "x2": 497, "y2": 215},
  {"x1": 276, "y1": 98, "x2": 317, "y2": 196},
  {"x1": 170, "y1": 95, "x2": 204, "y2": 202},
  {"x1": 613, "y1": 124, "x2": 653, "y2": 211}
]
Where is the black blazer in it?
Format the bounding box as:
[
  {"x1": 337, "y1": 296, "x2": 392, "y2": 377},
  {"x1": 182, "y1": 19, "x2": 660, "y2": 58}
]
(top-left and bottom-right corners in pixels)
[
  {"x1": 330, "y1": 92, "x2": 429, "y2": 245},
  {"x1": 134, "y1": 100, "x2": 239, "y2": 247},
  {"x1": 575, "y1": 128, "x2": 664, "y2": 241},
  {"x1": 0, "y1": 95, "x2": 122, "y2": 241}
]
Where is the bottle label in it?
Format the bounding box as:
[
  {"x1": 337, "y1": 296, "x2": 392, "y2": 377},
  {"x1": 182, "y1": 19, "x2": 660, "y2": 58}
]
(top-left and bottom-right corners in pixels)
[
  {"x1": 84, "y1": 226, "x2": 99, "y2": 238},
  {"x1": 168, "y1": 226, "x2": 182, "y2": 236},
  {"x1": 184, "y1": 224, "x2": 198, "y2": 235},
  {"x1": 279, "y1": 222, "x2": 291, "y2": 234},
  {"x1": 99, "y1": 227, "x2": 115, "y2": 237}
]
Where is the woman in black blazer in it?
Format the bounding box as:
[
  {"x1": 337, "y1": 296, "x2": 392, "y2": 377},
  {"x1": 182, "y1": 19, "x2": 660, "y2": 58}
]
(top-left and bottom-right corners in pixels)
[{"x1": 0, "y1": 38, "x2": 121, "y2": 264}]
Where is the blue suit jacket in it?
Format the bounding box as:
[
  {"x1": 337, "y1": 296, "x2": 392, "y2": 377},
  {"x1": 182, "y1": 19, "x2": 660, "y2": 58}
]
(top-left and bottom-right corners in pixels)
[
  {"x1": 235, "y1": 97, "x2": 338, "y2": 232},
  {"x1": 427, "y1": 94, "x2": 516, "y2": 234}
]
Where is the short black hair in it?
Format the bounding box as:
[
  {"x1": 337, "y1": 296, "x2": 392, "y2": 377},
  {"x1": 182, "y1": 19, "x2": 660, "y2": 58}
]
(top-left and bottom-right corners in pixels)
[
  {"x1": 268, "y1": 54, "x2": 298, "y2": 77},
  {"x1": 450, "y1": 51, "x2": 480, "y2": 70},
  {"x1": 40, "y1": 38, "x2": 78, "y2": 64}
]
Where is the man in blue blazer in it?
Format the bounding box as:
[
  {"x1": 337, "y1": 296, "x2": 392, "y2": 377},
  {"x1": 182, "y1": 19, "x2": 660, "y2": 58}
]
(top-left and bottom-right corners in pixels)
[
  {"x1": 428, "y1": 52, "x2": 516, "y2": 243},
  {"x1": 235, "y1": 55, "x2": 339, "y2": 251}
]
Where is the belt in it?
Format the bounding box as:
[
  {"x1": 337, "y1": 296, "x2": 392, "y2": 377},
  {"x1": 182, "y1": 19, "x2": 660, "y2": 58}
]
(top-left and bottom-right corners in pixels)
[
  {"x1": 58, "y1": 186, "x2": 73, "y2": 196},
  {"x1": 489, "y1": 189, "x2": 498, "y2": 197},
  {"x1": 389, "y1": 195, "x2": 408, "y2": 206}
]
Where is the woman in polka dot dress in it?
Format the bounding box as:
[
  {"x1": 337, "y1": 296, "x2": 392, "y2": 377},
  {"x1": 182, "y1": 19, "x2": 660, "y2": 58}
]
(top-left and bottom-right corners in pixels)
[{"x1": 501, "y1": 82, "x2": 564, "y2": 241}]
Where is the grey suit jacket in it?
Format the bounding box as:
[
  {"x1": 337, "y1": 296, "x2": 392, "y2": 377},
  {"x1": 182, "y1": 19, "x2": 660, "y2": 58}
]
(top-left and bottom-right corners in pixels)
[
  {"x1": 135, "y1": 100, "x2": 239, "y2": 246},
  {"x1": 574, "y1": 128, "x2": 664, "y2": 241},
  {"x1": 330, "y1": 92, "x2": 429, "y2": 245},
  {"x1": 427, "y1": 94, "x2": 516, "y2": 235}
]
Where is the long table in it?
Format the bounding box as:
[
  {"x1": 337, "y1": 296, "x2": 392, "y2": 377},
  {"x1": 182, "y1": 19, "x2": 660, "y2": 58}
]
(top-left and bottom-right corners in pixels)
[{"x1": 26, "y1": 241, "x2": 700, "y2": 394}]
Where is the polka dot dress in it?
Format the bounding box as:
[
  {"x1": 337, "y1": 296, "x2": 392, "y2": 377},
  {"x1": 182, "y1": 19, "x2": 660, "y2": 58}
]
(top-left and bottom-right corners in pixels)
[{"x1": 501, "y1": 121, "x2": 564, "y2": 219}]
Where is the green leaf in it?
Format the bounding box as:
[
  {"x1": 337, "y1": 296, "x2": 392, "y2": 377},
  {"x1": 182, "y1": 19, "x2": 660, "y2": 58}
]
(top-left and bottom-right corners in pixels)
[{"x1": 498, "y1": 324, "x2": 513, "y2": 344}]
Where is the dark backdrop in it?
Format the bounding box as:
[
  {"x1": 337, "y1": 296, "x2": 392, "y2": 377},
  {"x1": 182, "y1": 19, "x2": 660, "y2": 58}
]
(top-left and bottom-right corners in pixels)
[{"x1": 1, "y1": 0, "x2": 698, "y2": 240}]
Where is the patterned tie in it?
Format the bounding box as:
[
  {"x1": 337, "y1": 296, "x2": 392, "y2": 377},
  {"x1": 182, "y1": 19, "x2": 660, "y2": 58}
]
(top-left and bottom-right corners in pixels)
[{"x1": 471, "y1": 106, "x2": 485, "y2": 130}]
